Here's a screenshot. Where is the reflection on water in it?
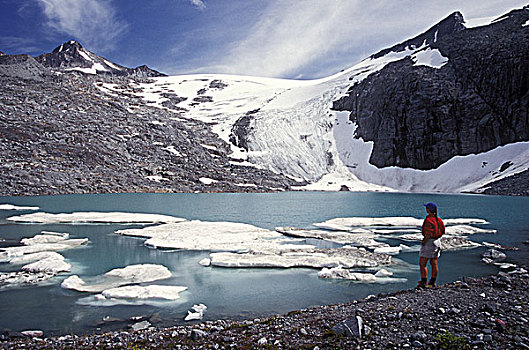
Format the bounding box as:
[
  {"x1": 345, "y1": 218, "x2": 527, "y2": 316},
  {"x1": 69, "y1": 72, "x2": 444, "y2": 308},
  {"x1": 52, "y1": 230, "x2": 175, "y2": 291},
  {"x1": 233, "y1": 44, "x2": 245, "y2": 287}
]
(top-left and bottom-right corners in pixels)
[{"x1": 0, "y1": 192, "x2": 527, "y2": 335}]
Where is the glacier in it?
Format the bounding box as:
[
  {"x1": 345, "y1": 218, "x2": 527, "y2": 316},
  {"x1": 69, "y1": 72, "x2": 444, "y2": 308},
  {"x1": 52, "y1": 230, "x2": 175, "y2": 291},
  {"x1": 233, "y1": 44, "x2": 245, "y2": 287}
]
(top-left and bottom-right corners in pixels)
[{"x1": 103, "y1": 39, "x2": 529, "y2": 194}]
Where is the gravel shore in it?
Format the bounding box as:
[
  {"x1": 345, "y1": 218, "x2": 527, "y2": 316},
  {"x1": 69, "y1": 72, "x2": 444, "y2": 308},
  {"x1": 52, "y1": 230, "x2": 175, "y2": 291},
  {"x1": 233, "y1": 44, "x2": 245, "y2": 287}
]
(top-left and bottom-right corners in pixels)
[{"x1": 2, "y1": 266, "x2": 528, "y2": 349}]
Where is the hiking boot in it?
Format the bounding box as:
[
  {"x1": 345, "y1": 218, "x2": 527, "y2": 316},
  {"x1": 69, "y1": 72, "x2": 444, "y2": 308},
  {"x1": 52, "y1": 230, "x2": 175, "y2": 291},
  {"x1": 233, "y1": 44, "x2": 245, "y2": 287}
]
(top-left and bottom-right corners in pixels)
[
  {"x1": 427, "y1": 279, "x2": 437, "y2": 288},
  {"x1": 416, "y1": 281, "x2": 426, "y2": 289}
]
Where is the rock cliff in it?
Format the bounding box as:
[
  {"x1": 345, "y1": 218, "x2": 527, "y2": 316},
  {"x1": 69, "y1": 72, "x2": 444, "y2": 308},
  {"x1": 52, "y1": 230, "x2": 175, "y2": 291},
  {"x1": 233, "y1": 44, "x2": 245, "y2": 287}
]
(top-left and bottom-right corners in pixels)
[{"x1": 333, "y1": 8, "x2": 529, "y2": 169}]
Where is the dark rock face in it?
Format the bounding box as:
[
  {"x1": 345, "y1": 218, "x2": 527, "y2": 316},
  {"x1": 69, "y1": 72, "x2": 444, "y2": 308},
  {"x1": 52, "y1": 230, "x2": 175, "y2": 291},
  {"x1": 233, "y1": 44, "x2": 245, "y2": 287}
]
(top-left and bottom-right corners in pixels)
[
  {"x1": 333, "y1": 8, "x2": 529, "y2": 169},
  {"x1": 229, "y1": 109, "x2": 260, "y2": 151}
]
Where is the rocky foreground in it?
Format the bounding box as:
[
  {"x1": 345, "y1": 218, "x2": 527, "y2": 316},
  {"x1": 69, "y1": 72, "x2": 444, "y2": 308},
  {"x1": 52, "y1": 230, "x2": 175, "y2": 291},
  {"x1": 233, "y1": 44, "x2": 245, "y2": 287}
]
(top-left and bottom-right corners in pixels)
[{"x1": 2, "y1": 267, "x2": 528, "y2": 349}]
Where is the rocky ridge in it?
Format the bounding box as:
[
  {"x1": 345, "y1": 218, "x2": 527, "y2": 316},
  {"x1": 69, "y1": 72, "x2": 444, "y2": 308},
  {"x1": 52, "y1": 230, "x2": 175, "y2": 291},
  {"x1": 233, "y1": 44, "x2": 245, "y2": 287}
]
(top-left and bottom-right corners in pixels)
[
  {"x1": 1, "y1": 267, "x2": 528, "y2": 349},
  {"x1": 0, "y1": 52, "x2": 300, "y2": 195},
  {"x1": 333, "y1": 8, "x2": 529, "y2": 170}
]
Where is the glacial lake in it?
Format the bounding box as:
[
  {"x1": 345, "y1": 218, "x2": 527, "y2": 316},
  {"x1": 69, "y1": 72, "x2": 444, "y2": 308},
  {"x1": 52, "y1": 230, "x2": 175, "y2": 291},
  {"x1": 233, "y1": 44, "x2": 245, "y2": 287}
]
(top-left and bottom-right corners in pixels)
[{"x1": 0, "y1": 191, "x2": 528, "y2": 335}]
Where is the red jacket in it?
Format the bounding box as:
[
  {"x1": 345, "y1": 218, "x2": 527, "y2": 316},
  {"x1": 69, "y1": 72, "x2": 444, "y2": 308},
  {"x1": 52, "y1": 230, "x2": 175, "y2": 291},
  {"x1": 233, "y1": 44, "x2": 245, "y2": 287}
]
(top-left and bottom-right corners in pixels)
[{"x1": 422, "y1": 214, "x2": 445, "y2": 239}]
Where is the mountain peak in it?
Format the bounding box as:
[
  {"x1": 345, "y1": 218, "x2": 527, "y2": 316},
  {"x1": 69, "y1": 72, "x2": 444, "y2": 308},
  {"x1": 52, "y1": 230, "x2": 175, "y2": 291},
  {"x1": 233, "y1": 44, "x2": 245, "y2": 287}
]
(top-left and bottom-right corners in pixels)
[
  {"x1": 371, "y1": 11, "x2": 465, "y2": 59},
  {"x1": 52, "y1": 40, "x2": 84, "y2": 54}
]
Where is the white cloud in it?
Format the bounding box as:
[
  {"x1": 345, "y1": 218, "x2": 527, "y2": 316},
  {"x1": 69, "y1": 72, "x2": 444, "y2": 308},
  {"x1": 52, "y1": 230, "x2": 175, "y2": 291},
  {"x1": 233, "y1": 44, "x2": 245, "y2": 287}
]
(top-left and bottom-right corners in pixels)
[
  {"x1": 36, "y1": 0, "x2": 128, "y2": 51},
  {"x1": 190, "y1": 0, "x2": 206, "y2": 10},
  {"x1": 217, "y1": 0, "x2": 528, "y2": 78}
]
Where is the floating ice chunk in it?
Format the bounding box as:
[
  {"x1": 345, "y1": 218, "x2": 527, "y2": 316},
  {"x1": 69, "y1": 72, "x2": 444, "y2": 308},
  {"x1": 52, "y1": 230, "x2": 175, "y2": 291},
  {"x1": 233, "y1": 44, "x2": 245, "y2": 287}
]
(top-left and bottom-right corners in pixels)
[
  {"x1": 1, "y1": 240, "x2": 88, "y2": 260},
  {"x1": 131, "y1": 320, "x2": 151, "y2": 331},
  {"x1": 22, "y1": 256, "x2": 71, "y2": 273},
  {"x1": 275, "y1": 227, "x2": 387, "y2": 248},
  {"x1": 314, "y1": 217, "x2": 423, "y2": 229},
  {"x1": 374, "y1": 268, "x2": 393, "y2": 277},
  {"x1": 373, "y1": 246, "x2": 403, "y2": 255},
  {"x1": 7, "y1": 212, "x2": 186, "y2": 225},
  {"x1": 61, "y1": 264, "x2": 172, "y2": 293},
  {"x1": 9, "y1": 251, "x2": 64, "y2": 265},
  {"x1": 446, "y1": 225, "x2": 496, "y2": 235},
  {"x1": 21, "y1": 330, "x2": 44, "y2": 338},
  {"x1": 314, "y1": 217, "x2": 490, "y2": 231},
  {"x1": 444, "y1": 218, "x2": 489, "y2": 225},
  {"x1": 199, "y1": 258, "x2": 211, "y2": 267},
  {"x1": 0, "y1": 271, "x2": 55, "y2": 286},
  {"x1": 209, "y1": 247, "x2": 390, "y2": 268},
  {"x1": 370, "y1": 229, "x2": 421, "y2": 235},
  {"x1": 0, "y1": 204, "x2": 39, "y2": 211},
  {"x1": 100, "y1": 285, "x2": 187, "y2": 300},
  {"x1": 395, "y1": 234, "x2": 480, "y2": 250},
  {"x1": 185, "y1": 303, "x2": 207, "y2": 321},
  {"x1": 117, "y1": 220, "x2": 282, "y2": 252},
  {"x1": 318, "y1": 267, "x2": 376, "y2": 281},
  {"x1": 21, "y1": 232, "x2": 69, "y2": 245}
]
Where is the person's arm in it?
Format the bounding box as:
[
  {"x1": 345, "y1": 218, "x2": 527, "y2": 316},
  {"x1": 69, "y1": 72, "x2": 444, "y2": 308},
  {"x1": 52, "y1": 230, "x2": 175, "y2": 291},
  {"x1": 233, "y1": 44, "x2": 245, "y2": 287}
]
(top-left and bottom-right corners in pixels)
[{"x1": 421, "y1": 235, "x2": 430, "y2": 246}]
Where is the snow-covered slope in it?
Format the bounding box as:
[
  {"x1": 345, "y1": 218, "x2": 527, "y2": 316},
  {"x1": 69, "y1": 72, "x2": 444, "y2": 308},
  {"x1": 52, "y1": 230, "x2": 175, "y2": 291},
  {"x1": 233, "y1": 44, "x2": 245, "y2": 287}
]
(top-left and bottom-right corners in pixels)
[
  {"x1": 116, "y1": 41, "x2": 529, "y2": 193},
  {"x1": 100, "y1": 8, "x2": 529, "y2": 194}
]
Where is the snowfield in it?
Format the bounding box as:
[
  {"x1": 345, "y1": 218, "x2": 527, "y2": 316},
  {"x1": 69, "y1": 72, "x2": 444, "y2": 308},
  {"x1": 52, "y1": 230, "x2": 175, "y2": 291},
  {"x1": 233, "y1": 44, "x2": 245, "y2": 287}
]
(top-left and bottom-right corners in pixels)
[{"x1": 111, "y1": 42, "x2": 529, "y2": 194}]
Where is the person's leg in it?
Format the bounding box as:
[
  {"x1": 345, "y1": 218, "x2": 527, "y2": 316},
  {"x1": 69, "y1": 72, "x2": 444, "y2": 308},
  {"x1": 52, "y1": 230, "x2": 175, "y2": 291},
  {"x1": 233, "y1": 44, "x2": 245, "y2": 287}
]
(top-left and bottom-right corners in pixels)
[
  {"x1": 429, "y1": 258, "x2": 439, "y2": 286},
  {"x1": 418, "y1": 257, "x2": 428, "y2": 287}
]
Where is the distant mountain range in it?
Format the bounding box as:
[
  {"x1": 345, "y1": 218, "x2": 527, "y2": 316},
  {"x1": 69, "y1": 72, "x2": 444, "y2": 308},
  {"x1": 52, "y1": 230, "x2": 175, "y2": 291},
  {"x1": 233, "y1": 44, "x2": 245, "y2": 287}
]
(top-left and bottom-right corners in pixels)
[{"x1": 0, "y1": 6, "x2": 528, "y2": 196}]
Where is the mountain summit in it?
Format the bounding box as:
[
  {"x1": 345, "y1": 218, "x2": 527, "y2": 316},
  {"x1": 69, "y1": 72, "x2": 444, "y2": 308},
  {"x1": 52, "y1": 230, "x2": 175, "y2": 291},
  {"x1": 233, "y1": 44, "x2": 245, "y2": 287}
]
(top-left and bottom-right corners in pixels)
[{"x1": 35, "y1": 40, "x2": 165, "y2": 77}]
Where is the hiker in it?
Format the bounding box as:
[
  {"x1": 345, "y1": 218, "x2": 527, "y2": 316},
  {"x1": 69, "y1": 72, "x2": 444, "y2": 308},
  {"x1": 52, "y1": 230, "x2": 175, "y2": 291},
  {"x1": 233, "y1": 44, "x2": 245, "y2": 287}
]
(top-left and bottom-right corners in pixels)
[{"x1": 418, "y1": 202, "x2": 445, "y2": 288}]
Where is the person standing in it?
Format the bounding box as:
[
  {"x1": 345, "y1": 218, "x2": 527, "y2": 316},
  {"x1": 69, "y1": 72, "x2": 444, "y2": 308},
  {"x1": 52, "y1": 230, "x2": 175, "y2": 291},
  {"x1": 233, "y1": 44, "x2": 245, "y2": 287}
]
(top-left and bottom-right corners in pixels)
[{"x1": 417, "y1": 202, "x2": 445, "y2": 288}]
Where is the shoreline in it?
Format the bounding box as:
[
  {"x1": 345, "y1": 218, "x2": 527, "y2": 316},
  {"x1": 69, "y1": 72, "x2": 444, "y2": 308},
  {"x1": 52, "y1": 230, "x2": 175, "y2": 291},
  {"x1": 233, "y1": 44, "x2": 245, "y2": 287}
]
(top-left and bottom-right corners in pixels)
[{"x1": 2, "y1": 266, "x2": 528, "y2": 349}]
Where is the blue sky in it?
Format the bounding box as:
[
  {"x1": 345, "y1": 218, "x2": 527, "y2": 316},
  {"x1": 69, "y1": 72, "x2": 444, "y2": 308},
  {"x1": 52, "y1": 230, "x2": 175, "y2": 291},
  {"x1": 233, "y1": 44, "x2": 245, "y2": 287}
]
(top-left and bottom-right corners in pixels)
[{"x1": 0, "y1": 0, "x2": 527, "y2": 79}]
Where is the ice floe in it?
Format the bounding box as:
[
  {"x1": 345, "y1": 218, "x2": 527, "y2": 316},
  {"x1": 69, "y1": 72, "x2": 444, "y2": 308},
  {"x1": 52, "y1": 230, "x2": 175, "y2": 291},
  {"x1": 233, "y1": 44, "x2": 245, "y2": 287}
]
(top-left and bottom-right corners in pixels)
[
  {"x1": 275, "y1": 227, "x2": 387, "y2": 248},
  {"x1": 313, "y1": 217, "x2": 489, "y2": 230},
  {"x1": 373, "y1": 245, "x2": 408, "y2": 255},
  {"x1": 98, "y1": 285, "x2": 187, "y2": 301},
  {"x1": 22, "y1": 256, "x2": 71, "y2": 274},
  {"x1": 395, "y1": 234, "x2": 481, "y2": 250},
  {"x1": 209, "y1": 247, "x2": 390, "y2": 268},
  {"x1": 61, "y1": 264, "x2": 172, "y2": 293},
  {"x1": 0, "y1": 204, "x2": 39, "y2": 211},
  {"x1": 445, "y1": 225, "x2": 496, "y2": 235},
  {"x1": 116, "y1": 220, "x2": 284, "y2": 252},
  {"x1": 7, "y1": 212, "x2": 186, "y2": 225},
  {"x1": 0, "y1": 231, "x2": 89, "y2": 288},
  {"x1": 0, "y1": 271, "x2": 56, "y2": 287}
]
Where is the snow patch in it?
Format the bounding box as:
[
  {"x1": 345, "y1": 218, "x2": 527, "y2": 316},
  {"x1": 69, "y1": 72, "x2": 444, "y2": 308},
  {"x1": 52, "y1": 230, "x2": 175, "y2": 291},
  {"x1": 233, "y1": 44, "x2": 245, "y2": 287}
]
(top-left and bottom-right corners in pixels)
[
  {"x1": 199, "y1": 177, "x2": 218, "y2": 185},
  {"x1": 412, "y1": 48, "x2": 448, "y2": 69}
]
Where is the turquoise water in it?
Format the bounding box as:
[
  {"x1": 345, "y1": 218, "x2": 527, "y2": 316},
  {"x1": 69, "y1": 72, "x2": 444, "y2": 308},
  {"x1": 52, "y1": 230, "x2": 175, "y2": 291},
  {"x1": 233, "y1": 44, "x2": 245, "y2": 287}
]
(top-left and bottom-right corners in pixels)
[{"x1": 0, "y1": 192, "x2": 527, "y2": 335}]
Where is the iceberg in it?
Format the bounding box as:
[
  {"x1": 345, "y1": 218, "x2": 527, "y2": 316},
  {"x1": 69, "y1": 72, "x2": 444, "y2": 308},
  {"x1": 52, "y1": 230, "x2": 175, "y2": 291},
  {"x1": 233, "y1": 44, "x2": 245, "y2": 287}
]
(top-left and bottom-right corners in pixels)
[
  {"x1": 9, "y1": 251, "x2": 65, "y2": 265},
  {"x1": 61, "y1": 264, "x2": 172, "y2": 293},
  {"x1": 7, "y1": 212, "x2": 186, "y2": 225},
  {"x1": 99, "y1": 285, "x2": 187, "y2": 300}
]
